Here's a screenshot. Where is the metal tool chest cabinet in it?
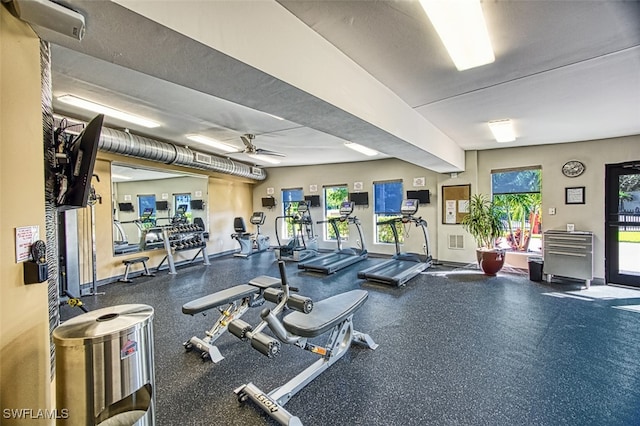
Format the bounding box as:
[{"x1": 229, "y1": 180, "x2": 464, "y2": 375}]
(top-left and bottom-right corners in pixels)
[{"x1": 543, "y1": 230, "x2": 594, "y2": 288}]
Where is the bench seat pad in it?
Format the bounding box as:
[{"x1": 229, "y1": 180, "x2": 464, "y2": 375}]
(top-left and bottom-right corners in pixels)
[
  {"x1": 123, "y1": 256, "x2": 149, "y2": 265},
  {"x1": 283, "y1": 290, "x2": 368, "y2": 338},
  {"x1": 248, "y1": 275, "x2": 281, "y2": 289},
  {"x1": 182, "y1": 276, "x2": 281, "y2": 315},
  {"x1": 182, "y1": 284, "x2": 258, "y2": 315}
]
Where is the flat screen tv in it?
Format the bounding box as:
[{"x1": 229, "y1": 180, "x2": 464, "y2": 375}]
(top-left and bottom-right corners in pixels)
[
  {"x1": 406, "y1": 190, "x2": 430, "y2": 204},
  {"x1": 349, "y1": 192, "x2": 369, "y2": 206},
  {"x1": 261, "y1": 197, "x2": 276, "y2": 208},
  {"x1": 304, "y1": 195, "x2": 321, "y2": 207},
  {"x1": 190, "y1": 199, "x2": 204, "y2": 210},
  {"x1": 155, "y1": 201, "x2": 169, "y2": 211},
  {"x1": 60, "y1": 114, "x2": 104, "y2": 208},
  {"x1": 118, "y1": 202, "x2": 134, "y2": 212}
]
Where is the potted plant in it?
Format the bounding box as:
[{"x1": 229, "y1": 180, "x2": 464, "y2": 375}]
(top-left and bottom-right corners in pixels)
[{"x1": 461, "y1": 194, "x2": 506, "y2": 276}]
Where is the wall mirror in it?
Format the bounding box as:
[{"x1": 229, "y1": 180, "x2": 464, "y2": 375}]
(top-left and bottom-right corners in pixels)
[{"x1": 111, "y1": 163, "x2": 209, "y2": 256}]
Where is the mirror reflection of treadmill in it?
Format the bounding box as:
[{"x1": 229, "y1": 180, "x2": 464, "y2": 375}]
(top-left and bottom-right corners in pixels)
[
  {"x1": 297, "y1": 201, "x2": 367, "y2": 274},
  {"x1": 357, "y1": 199, "x2": 432, "y2": 287}
]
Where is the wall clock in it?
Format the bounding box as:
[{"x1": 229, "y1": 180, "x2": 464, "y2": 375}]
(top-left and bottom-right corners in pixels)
[{"x1": 562, "y1": 160, "x2": 585, "y2": 177}]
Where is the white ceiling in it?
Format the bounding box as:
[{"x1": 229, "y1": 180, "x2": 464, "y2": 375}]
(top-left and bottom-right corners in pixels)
[{"x1": 29, "y1": 0, "x2": 640, "y2": 173}]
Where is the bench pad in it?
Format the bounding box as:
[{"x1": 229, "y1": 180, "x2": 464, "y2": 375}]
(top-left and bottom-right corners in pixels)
[
  {"x1": 123, "y1": 256, "x2": 149, "y2": 265},
  {"x1": 283, "y1": 290, "x2": 368, "y2": 338},
  {"x1": 182, "y1": 276, "x2": 281, "y2": 315},
  {"x1": 248, "y1": 275, "x2": 281, "y2": 289},
  {"x1": 182, "y1": 284, "x2": 258, "y2": 315}
]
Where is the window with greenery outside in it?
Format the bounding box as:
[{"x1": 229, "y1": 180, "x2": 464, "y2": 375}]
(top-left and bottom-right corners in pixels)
[
  {"x1": 374, "y1": 180, "x2": 404, "y2": 244},
  {"x1": 282, "y1": 188, "x2": 304, "y2": 239},
  {"x1": 491, "y1": 168, "x2": 541, "y2": 252},
  {"x1": 324, "y1": 186, "x2": 349, "y2": 240}
]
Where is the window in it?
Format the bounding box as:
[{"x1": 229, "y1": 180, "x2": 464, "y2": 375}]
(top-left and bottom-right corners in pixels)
[
  {"x1": 174, "y1": 193, "x2": 192, "y2": 222},
  {"x1": 492, "y1": 167, "x2": 542, "y2": 252},
  {"x1": 374, "y1": 180, "x2": 403, "y2": 244},
  {"x1": 324, "y1": 185, "x2": 349, "y2": 240},
  {"x1": 137, "y1": 194, "x2": 156, "y2": 226},
  {"x1": 282, "y1": 188, "x2": 304, "y2": 238}
]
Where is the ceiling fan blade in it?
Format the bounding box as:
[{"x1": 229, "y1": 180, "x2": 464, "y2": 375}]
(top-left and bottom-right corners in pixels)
[
  {"x1": 255, "y1": 148, "x2": 286, "y2": 157},
  {"x1": 240, "y1": 134, "x2": 255, "y2": 149}
]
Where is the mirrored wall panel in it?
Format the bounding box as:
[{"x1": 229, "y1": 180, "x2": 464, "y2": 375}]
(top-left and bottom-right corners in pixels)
[{"x1": 111, "y1": 163, "x2": 208, "y2": 255}]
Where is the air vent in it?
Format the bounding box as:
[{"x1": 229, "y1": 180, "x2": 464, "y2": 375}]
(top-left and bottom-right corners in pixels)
[
  {"x1": 194, "y1": 152, "x2": 212, "y2": 165},
  {"x1": 448, "y1": 234, "x2": 464, "y2": 250}
]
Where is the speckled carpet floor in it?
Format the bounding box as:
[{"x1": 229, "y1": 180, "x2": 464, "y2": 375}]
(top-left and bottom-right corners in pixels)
[{"x1": 60, "y1": 251, "x2": 640, "y2": 425}]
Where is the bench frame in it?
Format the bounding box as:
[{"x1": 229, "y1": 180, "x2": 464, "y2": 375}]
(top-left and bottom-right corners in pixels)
[
  {"x1": 183, "y1": 276, "x2": 280, "y2": 362},
  {"x1": 232, "y1": 261, "x2": 377, "y2": 425}
]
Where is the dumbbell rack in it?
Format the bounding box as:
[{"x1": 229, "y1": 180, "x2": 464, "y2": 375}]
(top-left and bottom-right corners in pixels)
[{"x1": 157, "y1": 224, "x2": 210, "y2": 274}]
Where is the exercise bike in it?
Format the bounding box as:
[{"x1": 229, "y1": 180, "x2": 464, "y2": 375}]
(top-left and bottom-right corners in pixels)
[
  {"x1": 231, "y1": 212, "x2": 270, "y2": 257},
  {"x1": 229, "y1": 261, "x2": 378, "y2": 425}
]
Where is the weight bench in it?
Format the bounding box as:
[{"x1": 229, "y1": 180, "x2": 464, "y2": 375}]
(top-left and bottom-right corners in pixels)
[
  {"x1": 182, "y1": 275, "x2": 281, "y2": 362},
  {"x1": 118, "y1": 256, "x2": 154, "y2": 283},
  {"x1": 231, "y1": 261, "x2": 378, "y2": 425}
]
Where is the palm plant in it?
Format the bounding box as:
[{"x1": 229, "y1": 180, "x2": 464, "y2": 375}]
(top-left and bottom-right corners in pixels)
[{"x1": 461, "y1": 194, "x2": 504, "y2": 250}]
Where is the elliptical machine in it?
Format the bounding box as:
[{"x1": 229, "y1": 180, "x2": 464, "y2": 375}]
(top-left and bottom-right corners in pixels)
[
  {"x1": 231, "y1": 212, "x2": 270, "y2": 257},
  {"x1": 274, "y1": 201, "x2": 318, "y2": 262}
]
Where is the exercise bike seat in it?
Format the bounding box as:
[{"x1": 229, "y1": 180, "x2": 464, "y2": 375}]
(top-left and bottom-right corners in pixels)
[
  {"x1": 182, "y1": 275, "x2": 281, "y2": 315},
  {"x1": 283, "y1": 290, "x2": 368, "y2": 338}
]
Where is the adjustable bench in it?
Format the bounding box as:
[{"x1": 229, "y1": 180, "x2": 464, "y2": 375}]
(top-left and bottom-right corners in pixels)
[
  {"x1": 182, "y1": 275, "x2": 281, "y2": 362},
  {"x1": 118, "y1": 256, "x2": 154, "y2": 283},
  {"x1": 231, "y1": 261, "x2": 377, "y2": 425}
]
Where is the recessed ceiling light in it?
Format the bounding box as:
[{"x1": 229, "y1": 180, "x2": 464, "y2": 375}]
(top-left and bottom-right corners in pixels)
[
  {"x1": 57, "y1": 95, "x2": 161, "y2": 128},
  {"x1": 344, "y1": 142, "x2": 378, "y2": 156},
  {"x1": 186, "y1": 134, "x2": 237, "y2": 152},
  {"x1": 488, "y1": 119, "x2": 516, "y2": 142},
  {"x1": 419, "y1": 0, "x2": 495, "y2": 71}
]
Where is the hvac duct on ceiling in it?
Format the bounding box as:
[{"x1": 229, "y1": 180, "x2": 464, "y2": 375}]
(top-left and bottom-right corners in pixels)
[{"x1": 66, "y1": 122, "x2": 266, "y2": 181}]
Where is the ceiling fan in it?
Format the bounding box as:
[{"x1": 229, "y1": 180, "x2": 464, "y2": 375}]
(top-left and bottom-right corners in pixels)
[{"x1": 237, "y1": 133, "x2": 286, "y2": 158}]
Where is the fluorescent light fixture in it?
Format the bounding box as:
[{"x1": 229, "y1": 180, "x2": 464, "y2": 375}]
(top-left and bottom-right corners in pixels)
[
  {"x1": 247, "y1": 154, "x2": 281, "y2": 165},
  {"x1": 186, "y1": 134, "x2": 237, "y2": 152},
  {"x1": 57, "y1": 95, "x2": 161, "y2": 128},
  {"x1": 488, "y1": 119, "x2": 516, "y2": 142},
  {"x1": 111, "y1": 173, "x2": 133, "y2": 180},
  {"x1": 419, "y1": 0, "x2": 495, "y2": 71},
  {"x1": 265, "y1": 112, "x2": 285, "y2": 121},
  {"x1": 344, "y1": 142, "x2": 378, "y2": 157}
]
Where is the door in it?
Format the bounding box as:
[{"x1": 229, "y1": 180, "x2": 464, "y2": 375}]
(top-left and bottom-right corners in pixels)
[{"x1": 605, "y1": 161, "x2": 640, "y2": 286}]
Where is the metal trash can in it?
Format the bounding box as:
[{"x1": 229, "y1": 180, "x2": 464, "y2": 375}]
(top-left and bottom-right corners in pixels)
[
  {"x1": 528, "y1": 256, "x2": 544, "y2": 282},
  {"x1": 53, "y1": 304, "x2": 155, "y2": 426}
]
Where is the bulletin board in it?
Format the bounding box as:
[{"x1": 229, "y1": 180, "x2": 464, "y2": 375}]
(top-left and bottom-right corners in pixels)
[{"x1": 442, "y1": 184, "x2": 471, "y2": 224}]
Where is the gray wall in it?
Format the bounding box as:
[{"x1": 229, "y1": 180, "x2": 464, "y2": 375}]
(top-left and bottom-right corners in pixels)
[{"x1": 255, "y1": 134, "x2": 640, "y2": 280}]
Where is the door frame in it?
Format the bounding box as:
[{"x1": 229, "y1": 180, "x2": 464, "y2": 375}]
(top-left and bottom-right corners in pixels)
[{"x1": 605, "y1": 161, "x2": 640, "y2": 286}]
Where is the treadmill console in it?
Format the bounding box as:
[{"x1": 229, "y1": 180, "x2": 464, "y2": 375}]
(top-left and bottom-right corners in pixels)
[
  {"x1": 297, "y1": 201, "x2": 308, "y2": 213},
  {"x1": 250, "y1": 211, "x2": 266, "y2": 225},
  {"x1": 400, "y1": 199, "x2": 419, "y2": 216},
  {"x1": 339, "y1": 201, "x2": 355, "y2": 217}
]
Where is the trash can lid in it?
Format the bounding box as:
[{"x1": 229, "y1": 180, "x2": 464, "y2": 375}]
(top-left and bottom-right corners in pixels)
[
  {"x1": 528, "y1": 256, "x2": 543, "y2": 262},
  {"x1": 53, "y1": 304, "x2": 154, "y2": 346}
]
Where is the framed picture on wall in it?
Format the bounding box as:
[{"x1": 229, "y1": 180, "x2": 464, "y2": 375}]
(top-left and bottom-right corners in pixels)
[{"x1": 565, "y1": 186, "x2": 585, "y2": 204}]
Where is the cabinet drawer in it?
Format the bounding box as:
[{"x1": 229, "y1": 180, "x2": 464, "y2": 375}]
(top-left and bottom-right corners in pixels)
[{"x1": 543, "y1": 250, "x2": 593, "y2": 280}]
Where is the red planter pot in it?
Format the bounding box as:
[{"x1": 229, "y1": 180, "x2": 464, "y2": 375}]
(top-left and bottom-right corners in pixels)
[{"x1": 476, "y1": 249, "x2": 506, "y2": 276}]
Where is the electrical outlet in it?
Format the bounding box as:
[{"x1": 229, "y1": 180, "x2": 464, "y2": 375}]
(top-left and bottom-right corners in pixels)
[{"x1": 548, "y1": 207, "x2": 556, "y2": 215}]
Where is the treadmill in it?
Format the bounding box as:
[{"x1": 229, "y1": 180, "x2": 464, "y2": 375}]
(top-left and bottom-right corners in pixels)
[
  {"x1": 358, "y1": 199, "x2": 432, "y2": 286},
  {"x1": 298, "y1": 201, "x2": 367, "y2": 274},
  {"x1": 274, "y1": 201, "x2": 318, "y2": 262}
]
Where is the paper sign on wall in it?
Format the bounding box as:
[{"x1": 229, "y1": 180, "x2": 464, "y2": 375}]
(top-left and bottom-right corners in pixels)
[
  {"x1": 161, "y1": 193, "x2": 169, "y2": 200},
  {"x1": 16, "y1": 226, "x2": 39, "y2": 263},
  {"x1": 445, "y1": 200, "x2": 457, "y2": 224},
  {"x1": 195, "y1": 191, "x2": 202, "y2": 197}
]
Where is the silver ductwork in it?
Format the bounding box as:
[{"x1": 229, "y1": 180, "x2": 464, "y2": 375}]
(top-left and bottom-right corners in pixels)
[
  {"x1": 55, "y1": 118, "x2": 266, "y2": 180},
  {"x1": 99, "y1": 127, "x2": 266, "y2": 180}
]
